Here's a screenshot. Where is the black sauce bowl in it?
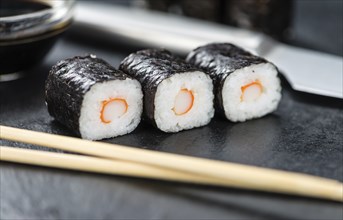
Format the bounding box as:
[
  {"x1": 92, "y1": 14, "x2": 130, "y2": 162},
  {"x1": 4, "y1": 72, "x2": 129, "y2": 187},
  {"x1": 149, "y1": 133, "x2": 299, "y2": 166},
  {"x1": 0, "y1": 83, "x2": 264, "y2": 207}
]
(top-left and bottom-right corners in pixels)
[{"x1": 0, "y1": 0, "x2": 75, "y2": 81}]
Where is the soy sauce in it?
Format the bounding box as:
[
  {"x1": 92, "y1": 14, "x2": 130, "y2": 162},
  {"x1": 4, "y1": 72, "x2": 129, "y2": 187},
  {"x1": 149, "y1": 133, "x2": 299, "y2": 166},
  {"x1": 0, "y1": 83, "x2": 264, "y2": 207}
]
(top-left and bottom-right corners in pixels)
[
  {"x1": 0, "y1": 0, "x2": 71, "y2": 76},
  {"x1": 0, "y1": 0, "x2": 50, "y2": 17}
]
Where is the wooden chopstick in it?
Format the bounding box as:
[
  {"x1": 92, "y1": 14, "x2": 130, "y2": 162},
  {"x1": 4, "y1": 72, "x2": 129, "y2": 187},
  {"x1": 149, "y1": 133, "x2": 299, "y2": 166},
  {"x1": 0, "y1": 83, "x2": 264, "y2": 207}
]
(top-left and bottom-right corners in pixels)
[
  {"x1": 0, "y1": 146, "x2": 229, "y2": 186},
  {"x1": 1, "y1": 147, "x2": 341, "y2": 203},
  {"x1": 1, "y1": 125, "x2": 342, "y2": 202}
]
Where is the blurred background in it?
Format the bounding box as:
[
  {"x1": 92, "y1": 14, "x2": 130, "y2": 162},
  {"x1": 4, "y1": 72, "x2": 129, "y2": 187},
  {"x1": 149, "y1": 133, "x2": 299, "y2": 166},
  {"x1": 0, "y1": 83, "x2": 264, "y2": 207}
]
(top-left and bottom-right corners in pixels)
[
  {"x1": 1, "y1": 0, "x2": 342, "y2": 78},
  {"x1": 82, "y1": 0, "x2": 343, "y2": 56},
  {"x1": 93, "y1": 0, "x2": 342, "y2": 56}
]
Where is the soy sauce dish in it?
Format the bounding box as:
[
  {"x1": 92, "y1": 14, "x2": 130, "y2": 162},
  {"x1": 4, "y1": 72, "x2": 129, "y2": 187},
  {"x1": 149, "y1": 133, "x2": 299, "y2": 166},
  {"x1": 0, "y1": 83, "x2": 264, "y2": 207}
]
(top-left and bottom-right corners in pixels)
[{"x1": 0, "y1": 0, "x2": 74, "y2": 81}]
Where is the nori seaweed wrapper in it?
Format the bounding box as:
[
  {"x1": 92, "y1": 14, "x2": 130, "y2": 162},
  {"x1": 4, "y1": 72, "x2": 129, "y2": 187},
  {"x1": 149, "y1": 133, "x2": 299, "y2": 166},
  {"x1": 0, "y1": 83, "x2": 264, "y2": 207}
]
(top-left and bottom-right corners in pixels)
[
  {"x1": 119, "y1": 49, "x2": 198, "y2": 127},
  {"x1": 186, "y1": 43, "x2": 269, "y2": 117},
  {"x1": 45, "y1": 55, "x2": 129, "y2": 136}
]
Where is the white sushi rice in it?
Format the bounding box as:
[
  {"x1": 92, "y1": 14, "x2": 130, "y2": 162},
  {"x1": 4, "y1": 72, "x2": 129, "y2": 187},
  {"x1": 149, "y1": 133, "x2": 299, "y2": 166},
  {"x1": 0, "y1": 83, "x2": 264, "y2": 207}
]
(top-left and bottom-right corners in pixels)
[
  {"x1": 79, "y1": 78, "x2": 143, "y2": 140},
  {"x1": 154, "y1": 71, "x2": 214, "y2": 132},
  {"x1": 222, "y1": 62, "x2": 281, "y2": 122}
]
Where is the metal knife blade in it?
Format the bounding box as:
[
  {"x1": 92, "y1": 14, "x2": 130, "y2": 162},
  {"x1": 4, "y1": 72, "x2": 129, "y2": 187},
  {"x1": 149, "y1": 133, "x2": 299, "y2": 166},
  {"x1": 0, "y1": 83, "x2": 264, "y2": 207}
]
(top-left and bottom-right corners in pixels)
[
  {"x1": 265, "y1": 44, "x2": 342, "y2": 98},
  {"x1": 74, "y1": 2, "x2": 343, "y2": 99}
]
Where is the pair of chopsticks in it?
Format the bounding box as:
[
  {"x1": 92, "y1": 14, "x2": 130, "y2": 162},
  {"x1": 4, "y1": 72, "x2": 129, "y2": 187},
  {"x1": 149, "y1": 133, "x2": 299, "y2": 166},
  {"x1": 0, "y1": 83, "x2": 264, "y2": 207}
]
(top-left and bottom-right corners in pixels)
[{"x1": 1, "y1": 125, "x2": 342, "y2": 202}]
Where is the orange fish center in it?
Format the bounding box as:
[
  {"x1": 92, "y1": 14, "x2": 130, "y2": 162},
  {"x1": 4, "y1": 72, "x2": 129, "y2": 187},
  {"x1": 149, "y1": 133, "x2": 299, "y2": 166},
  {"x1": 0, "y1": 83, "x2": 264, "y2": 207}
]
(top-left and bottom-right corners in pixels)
[
  {"x1": 241, "y1": 81, "x2": 263, "y2": 102},
  {"x1": 100, "y1": 98, "x2": 128, "y2": 123},
  {"x1": 173, "y1": 89, "x2": 194, "y2": 115}
]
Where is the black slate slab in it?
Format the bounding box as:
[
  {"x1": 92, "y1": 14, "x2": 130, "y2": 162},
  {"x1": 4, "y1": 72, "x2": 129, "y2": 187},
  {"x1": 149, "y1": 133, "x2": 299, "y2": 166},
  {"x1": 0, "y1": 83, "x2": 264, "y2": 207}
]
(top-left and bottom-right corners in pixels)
[{"x1": 1, "y1": 36, "x2": 343, "y2": 219}]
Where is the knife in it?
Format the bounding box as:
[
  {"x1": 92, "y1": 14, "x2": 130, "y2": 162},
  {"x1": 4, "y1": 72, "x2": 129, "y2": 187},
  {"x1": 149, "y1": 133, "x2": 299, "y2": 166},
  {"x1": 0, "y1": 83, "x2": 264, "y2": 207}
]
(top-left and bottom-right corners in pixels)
[{"x1": 73, "y1": 2, "x2": 343, "y2": 99}]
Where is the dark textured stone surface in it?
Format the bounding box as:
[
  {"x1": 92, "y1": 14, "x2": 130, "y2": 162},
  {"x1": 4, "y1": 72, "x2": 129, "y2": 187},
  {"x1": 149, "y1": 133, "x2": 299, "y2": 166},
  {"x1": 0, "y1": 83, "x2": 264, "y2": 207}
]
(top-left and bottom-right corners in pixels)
[{"x1": 1, "y1": 37, "x2": 343, "y2": 219}]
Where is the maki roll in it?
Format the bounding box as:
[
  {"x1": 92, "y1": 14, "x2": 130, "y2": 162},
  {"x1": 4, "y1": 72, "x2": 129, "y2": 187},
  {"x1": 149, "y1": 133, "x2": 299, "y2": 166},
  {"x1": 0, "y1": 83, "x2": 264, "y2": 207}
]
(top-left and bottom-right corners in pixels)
[
  {"x1": 186, "y1": 43, "x2": 281, "y2": 122},
  {"x1": 45, "y1": 55, "x2": 143, "y2": 140},
  {"x1": 119, "y1": 49, "x2": 214, "y2": 132}
]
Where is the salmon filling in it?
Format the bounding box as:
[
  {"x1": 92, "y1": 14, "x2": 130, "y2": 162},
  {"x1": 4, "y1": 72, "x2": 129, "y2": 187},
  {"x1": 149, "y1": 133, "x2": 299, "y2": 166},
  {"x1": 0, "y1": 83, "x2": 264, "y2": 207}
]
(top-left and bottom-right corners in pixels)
[
  {"x1": 173, "y1": 89, "x2": 194, "y2": 115},
  {"x1": 241, "y1": 81, "x2": 263, "y2": 102},
  {"x1": 100, "y1": 98, "x2": 128, "y2": 123}
]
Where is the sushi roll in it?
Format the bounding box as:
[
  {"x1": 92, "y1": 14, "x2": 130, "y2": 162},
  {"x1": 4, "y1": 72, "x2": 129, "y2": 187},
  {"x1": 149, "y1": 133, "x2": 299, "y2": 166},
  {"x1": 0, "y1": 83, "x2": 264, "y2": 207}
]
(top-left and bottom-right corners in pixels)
[
  {"x1": 45, "y1": 55, "x2": 143, "y2": 140},
  {"x1": 119, "y1": 49, "x2": 214, "y2": 132},
  {"x1": 186, "y1": 43, "x2": 281, "y2": 122}
]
